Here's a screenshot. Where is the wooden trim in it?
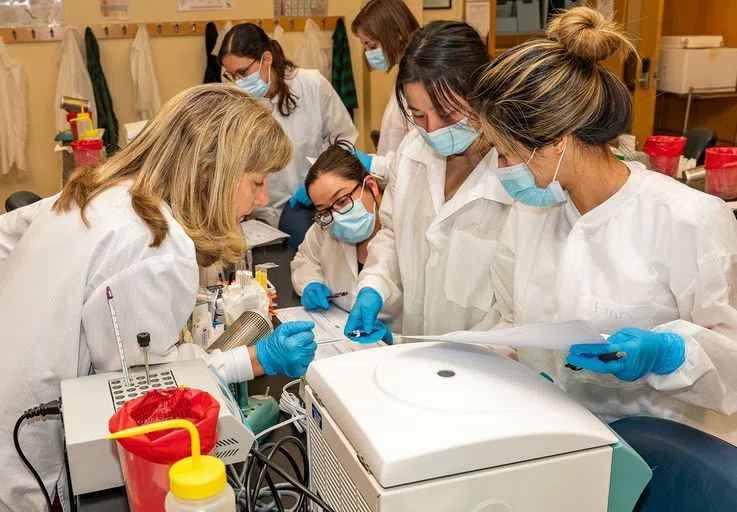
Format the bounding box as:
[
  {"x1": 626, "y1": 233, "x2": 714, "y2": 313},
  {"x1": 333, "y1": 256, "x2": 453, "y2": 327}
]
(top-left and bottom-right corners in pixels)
[{"x1": 0, "y1": 15, "x2": 340, "y2": 44}]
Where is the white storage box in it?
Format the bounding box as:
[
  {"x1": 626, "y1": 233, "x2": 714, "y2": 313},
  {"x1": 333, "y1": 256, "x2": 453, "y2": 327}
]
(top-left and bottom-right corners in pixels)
[
  {"x1": 658, "y1": 47, "x2": 737, "y2": 94},
  {"x1": 661, "y1": 35, "x2": 724, "y2": 49}
]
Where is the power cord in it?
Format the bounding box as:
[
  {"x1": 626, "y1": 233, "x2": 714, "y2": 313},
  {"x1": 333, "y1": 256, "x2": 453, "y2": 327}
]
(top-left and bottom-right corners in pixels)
[
  {"x1": 13, "y1": 399, "x2": 62, "y2": 511},
  {"x1": 278, "y1": 380, "x2": 306, "y2": 434}
]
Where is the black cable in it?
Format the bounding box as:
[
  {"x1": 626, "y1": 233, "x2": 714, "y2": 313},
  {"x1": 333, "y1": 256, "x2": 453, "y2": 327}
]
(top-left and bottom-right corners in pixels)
[
  {"x1": 250, "y1": 446, "x2": 337, "y2": 512},
  {"x1": 13, "y1": 400, "x2": 62, "y2": 512},
  {"x1": 261, "y1": 470, "x2": 286, "y2": 512},
  {"x1": 254, "y1": 437, "x2": 305, "y2": 510}
]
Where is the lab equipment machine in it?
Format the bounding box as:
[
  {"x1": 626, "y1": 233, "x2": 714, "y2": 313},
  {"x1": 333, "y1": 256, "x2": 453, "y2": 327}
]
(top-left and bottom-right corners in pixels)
[
  {"x1": 61, "y1": 358, "x2": 256, "y2": 496},
  {"x1": 305, "y1": 342, "x2": 652, "y2": 512}
]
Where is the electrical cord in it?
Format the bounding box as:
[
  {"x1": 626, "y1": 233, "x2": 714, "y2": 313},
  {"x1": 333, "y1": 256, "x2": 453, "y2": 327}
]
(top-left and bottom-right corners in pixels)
[
  {"x1": 278, "y1": 380, "x2": 306, "y2": 434},
  {"x1": 13, "y1": 399, "x2": 62, "y2": 512},
  {"x1": 253, "y1": 438, "x2": 306, "y2": 511}
]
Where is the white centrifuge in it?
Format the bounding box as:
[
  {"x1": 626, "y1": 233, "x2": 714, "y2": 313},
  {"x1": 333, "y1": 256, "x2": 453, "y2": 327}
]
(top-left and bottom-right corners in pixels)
[{"x1": 305, "y1": 342, "x2": 651, "y2": 512}]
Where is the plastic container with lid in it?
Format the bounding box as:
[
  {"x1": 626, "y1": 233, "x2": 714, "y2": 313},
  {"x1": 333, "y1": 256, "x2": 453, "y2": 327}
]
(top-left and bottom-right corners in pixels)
[
  {"x1": 109, "y1": 419, "x2": 234, "y2": 512},
  {"x1": 643, "y1": 136, "x2": 686, "y2": 177},
  {"x1": 71, "y1": 138, "x2": 104, "y2": 167},
  {"x1": 705, "y1": 147, "x2": 737, "y2": 200}
]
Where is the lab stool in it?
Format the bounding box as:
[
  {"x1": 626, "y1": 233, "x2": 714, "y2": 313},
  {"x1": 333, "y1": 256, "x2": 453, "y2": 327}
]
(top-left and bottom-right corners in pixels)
[{"x1": 610, "y1": 416, "x2": 737, "y2": 512}]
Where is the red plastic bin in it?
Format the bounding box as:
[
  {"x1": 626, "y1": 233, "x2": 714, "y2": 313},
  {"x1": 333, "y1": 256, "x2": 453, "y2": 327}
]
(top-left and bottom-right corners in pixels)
[
  {"x1": 71, "y1": 139, "x2": 104, "y2": 168},
  {"x1": 643, "y1": 136, "x2": 687, "y2": 177},
  {"x1": 705, "y1": 147, "x2": 737, "y2": 200}
]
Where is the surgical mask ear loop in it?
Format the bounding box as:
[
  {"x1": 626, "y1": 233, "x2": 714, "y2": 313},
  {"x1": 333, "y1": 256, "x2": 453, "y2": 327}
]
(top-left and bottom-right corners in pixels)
[
  {"x1": 526, "y1": 147, "x2": 537, "y2": 165},
  {"x1": 358, "y1": 177, "x2": 377, "y2": 214},
  {"x1": 552, "y1": 145, "x2": 568, "y2": 182}
]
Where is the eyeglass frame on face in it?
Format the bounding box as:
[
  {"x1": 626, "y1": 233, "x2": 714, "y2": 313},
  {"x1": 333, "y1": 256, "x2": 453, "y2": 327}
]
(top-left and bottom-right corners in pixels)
[
  {"x1": 312, "y1": 181, "x2": 365, "y2": 227},
  {"x1": 223, "y1": 57, "x2": 261, "y2": 82}
]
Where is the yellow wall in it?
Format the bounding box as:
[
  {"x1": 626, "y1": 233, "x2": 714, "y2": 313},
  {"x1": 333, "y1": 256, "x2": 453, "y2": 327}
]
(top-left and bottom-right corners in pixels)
[
  {"x1": 2, "y1": 0, "x2": 372, "y2": 206},
  {"x1": 423, "y1": 2, "x2": 464, "y2": 24}
]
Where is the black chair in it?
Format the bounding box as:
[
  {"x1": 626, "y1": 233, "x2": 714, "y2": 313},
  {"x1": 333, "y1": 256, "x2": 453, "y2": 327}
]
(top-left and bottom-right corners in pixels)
[
  {"x1": 610, "y1": 416, "x2": 737, "y2": 512},
  {"x1": 684, "y1": 128, "x2": 717, "y2": 166},
  {"x1": 4, "y1": 191, "x2": 42, "y2": 212}
]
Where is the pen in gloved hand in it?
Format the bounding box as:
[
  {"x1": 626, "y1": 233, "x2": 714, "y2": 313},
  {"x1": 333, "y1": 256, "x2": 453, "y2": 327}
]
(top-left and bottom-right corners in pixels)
[
  {"x1": 565, "y1": 351, "x2": 627, "y2": 371},
  {"x1": 327, "y1": 291, "x2": 348, "y2": 300}
]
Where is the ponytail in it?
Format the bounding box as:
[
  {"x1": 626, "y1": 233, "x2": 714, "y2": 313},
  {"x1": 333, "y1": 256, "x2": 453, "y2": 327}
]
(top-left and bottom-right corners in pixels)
[{"x1": 219, "y1": 23, "x2": 299, "y2": 117}]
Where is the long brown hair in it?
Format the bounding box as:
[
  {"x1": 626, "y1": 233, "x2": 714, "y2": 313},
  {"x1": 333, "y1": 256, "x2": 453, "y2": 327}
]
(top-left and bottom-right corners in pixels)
[
  {"x1": 473, "y1": 6, "x2": 636, "y2": 155},
  {"x1": 54, "y1": 84, "x2": 293, "y2": 267},
  {"x1": 351, "y1": 0, "x2": 420, "y2": 69},
  {"x1": 219, "y1": 23, "x2": 299, "y2": 117}
]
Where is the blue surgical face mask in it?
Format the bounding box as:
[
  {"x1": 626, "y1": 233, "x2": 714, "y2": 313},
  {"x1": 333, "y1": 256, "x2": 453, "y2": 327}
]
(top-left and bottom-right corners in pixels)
[
  {"x1": 365, "y1": 47, "x2": 389, "y2": 72},
  {"x1": 235, "y1": 55, "x2": 271, "y2": 99},
  {"x1": 328, "y1": 180, "x2": 377, "y2": 244},
  {"x1": 495, "y1": 146, "x2": 568, "y2": 207},
  {"x1": 415, "y1": 118, "x2": 481, "y2": 157}
]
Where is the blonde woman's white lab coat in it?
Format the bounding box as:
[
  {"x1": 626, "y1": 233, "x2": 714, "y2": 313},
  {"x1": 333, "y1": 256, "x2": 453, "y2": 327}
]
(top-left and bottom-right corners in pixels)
[
  {"x1": 0, "y1": 185, "x2": 256, "y2": 511},
  {"x1": 0, "y1": 38, "x2": 27, "y2": 176},
  {"x1": 130, "y1": 25, "x2": 162, "y2": 121},
  {"x1": 54, "y1": 29, "x2": 97, "y2": 133},
  {"x1": 291, "y1": 223, "x2": 360, "y2": 313},
  {"x1": 358, "y1": 130, "x2": 513, "y2": 336},
  {"x1": 491, "y1": 162, "x2": 737, "y2": 444},
  {"x1": 252, "y1": 68, "x2": 358, "y2": 227}
]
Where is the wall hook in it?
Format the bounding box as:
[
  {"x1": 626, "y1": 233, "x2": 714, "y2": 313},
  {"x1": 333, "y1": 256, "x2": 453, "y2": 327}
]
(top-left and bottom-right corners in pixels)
[
  {"x1": 191, "y1": 22, "x2": 197, "y2": 32},
  {"x1": 289, "y1": 18, "x2": 295, "y2": 30},
  {"x1": 122, "y1": 25, "x2": 127, "y2": 35},
  {"x1": 257, "y1": 19, "x2": 263, "y2": 28},
  {"x1": 104, "y1": 26, "x2": 109, "y2": 36},
  {"x1": 50, "y1": 28, "x2": 55, "y2": 38},
  {"x1": 157, "y1": 24, "x2": 162, "y2": 35},
  {"x1": 174, "y1": 23, "x2": 180, "y2": 33},
  {"x1": 31, "y1": 29, "x2": 36, "y2": 39},
  {"x1": 11, "y1": 29, "x2": 17, "y2": 40}
]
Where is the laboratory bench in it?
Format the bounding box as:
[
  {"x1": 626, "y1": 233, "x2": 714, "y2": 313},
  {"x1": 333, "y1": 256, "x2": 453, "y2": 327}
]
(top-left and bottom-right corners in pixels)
[{"x1": 77, "y1": 241, "x2": 303, "y2": 511}]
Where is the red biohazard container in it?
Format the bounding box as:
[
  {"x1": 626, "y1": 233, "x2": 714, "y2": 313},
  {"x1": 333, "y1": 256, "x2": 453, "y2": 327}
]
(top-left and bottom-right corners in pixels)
[
  {"x1": 643, "y1": 136, "x2": 687, "y2": 177},
  {"x1": 108, "y1": 388, "x2": 220, "y2": 512},
  {"x1": 71, "y1": 139, "x2": 104, "y2": 167},
  {"x1": 705, "y1": 147, "x2": 737, "y2": 200}
]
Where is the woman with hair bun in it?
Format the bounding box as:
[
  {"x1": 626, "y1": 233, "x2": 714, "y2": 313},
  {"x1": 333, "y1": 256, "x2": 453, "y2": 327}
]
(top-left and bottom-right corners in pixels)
[{"x1": 476, "y1": 6, "x2": 737, "y2": 441}]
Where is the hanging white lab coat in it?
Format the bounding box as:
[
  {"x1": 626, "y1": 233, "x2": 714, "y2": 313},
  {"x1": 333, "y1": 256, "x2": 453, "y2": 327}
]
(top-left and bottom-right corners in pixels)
[
  {"x1": 291, "y1": 223, "x2": 361, "y2": 313},
  {"x1": 0, "y1": 38, "x2": 27, "y2": 176},
  {"x1": 358, "y1": 130, "x2": 513, "y2": 336},
  {"x1": 370, "y1": 90, "x2": 409, "y2": 181},
  {"x1": 491, "y1": 161, "x2": 737, "y2": 444},
  {"x1": 0, "y1": 184, "x2": 255, "y2": 511},
  {"x1": 54, "y1": 29, "x2": 97, "y2": 133},
  {"x1": 130, "y1": 25, "x2": 162, "y2": 121},
  {"x1": 253, "y1": 68, "x2": 358, "y2": 227},
  {"x1": 295, "y1": 19, "x2": 331, "y2": 80}
]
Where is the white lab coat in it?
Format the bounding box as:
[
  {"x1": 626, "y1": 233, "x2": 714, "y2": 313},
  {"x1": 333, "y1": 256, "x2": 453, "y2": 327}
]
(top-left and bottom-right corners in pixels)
[
  {"x1": 370, "y1": 91, "x2": 409, "y2": 181},
  {"x1": 358, "y1": 130, "x2": 513, "y2": 336},
  {"x1": 253, "y1": 68, "x2": 358, "y2": 227},
  {"x1": 0, "y1": 38, "x2": 27, "y2": 176},
  {"x1": 54, "y1": 29, "x2": 97, "y2": 133},
  {"x1": 296, "y1": 19, "x2": 331, "y2": 80},
  {"x1": 492, "y1": 161, "x2": 737, "y2": 443},
  {"x1": 291, "y1": 223, "x2": 360, "y2": 313},
  {"x1": 0, "y1": 184, "x2": 254, "y2": 511},
  {"x1": 130, "y1": 25, "x2": 162, "y2": 121}
]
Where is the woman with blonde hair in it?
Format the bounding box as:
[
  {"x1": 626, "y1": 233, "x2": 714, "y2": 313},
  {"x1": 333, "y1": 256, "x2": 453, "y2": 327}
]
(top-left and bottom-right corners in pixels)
[
  {"x1": 0, "y1": 84, "x2": 316, "y2": 511},
  {"x1": 476, "y1": 6, "x2": 737, "y2": 441}
]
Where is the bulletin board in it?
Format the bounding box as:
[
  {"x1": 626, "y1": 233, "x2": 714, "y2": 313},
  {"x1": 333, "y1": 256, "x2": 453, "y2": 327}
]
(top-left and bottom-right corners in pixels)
[{"x1": 0, "y1": 0, "x2": 63, "y2": 27}]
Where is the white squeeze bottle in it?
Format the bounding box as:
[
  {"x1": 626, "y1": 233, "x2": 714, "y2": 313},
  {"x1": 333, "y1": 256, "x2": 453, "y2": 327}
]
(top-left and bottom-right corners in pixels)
[{"x1": 109, "y1": 419, "x2": 235, "y2": 512}]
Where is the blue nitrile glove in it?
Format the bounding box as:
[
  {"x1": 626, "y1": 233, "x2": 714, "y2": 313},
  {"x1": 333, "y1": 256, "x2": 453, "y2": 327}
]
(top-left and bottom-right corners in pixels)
[
  {"x1": 566, "y1": 327, "x2": 686, "y2": 382},
  {"x1": 255, "y1": 321, "x2": 317, "y2": 378},
  {"x1": 289, "y1": 185, "x2": 313, "y2": 208},
  {"x1": 351, "y1": 147, "x2": 374, "y2": 172},
  {"x1": 344, "y1": 288, "x2": 388, "y2": 344},
  {"x1": 301, "y1": 282, "x2": 332, "y2": 310}
]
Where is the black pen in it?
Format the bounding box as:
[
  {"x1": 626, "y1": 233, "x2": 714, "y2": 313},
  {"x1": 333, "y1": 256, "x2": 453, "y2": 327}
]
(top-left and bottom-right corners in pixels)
[
  {"x1": 565, "y1": 351, "x2": 628, "y2": 371},
  {"x1": 327, "y1": 291, "x2": 348, "y2": 300}
]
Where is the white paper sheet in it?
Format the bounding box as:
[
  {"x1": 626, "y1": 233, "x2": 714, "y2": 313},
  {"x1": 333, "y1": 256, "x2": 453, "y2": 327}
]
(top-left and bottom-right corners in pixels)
[
  {"x1": 241, "y1": 219, "x2": 290, "y2": 248},
  {"x1": 466, "y1": 0, "x2": 491, "y2": 39},
  {"x1": 403, "y1": 320, "x2": 606, "y2": 350},
  {"x1": 315, "y1": 340, "x2": 384, "y2": 361},
  {"x1": 276, "y1": 305, "x2": 349, "y2": 344}
]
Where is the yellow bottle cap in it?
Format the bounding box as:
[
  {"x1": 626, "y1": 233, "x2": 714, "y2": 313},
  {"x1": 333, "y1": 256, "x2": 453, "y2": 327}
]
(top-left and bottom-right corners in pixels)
[
  {"x1": 108, "y1": 419, "x2": 226, "y2": 502},
  {"x1": 81, "y1": 129, "x2": 101, "y2": 139}
]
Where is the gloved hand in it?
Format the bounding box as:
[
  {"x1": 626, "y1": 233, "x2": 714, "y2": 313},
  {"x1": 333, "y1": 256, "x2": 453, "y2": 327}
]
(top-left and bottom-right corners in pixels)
[
  {"x1": 351, "y1": 147, "x2": 374, "y2": 172},
  {"x1": 301, "y1": 282, "x2": 332, "y2": 310},
  {"x1": 344, "y1": 288, "x2": 388, "y2": 344},
  {"x1": 288, "y1": 185, "x2": 313, "y2": 208},
  {"x1": 255, "y1": 321, "x2": 317, "y2": 378},
  {"x1": 567, "y1": 327, "x2": 686, "y2": 382}
]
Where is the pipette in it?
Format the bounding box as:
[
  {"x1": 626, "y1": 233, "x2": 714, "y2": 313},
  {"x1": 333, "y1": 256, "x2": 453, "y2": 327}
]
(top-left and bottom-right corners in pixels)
[
  {"x1": 105, "y1": 286, "x2": 131, "y2": 387},
  {"x1": 137, "y1": 332, "x2": 151, "y2": 385}
]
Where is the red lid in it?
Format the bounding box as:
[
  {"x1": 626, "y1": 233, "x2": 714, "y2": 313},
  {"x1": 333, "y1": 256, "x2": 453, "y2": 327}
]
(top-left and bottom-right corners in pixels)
[
  {"x1": 705, "y1": 147, "x2": 737, "y2": 169},
  {"x1": 642, "y1": 136, "x2": 687, "y2": 157},
  {"x1": 72, "y1": 139, "x2": 103, "y2": 150}
]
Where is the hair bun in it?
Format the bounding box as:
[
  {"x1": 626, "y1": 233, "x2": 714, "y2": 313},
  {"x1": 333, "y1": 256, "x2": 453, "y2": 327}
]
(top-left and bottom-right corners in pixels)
[{"x1": 547, "y1": 6, "x2": 630, "y2": 62}]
